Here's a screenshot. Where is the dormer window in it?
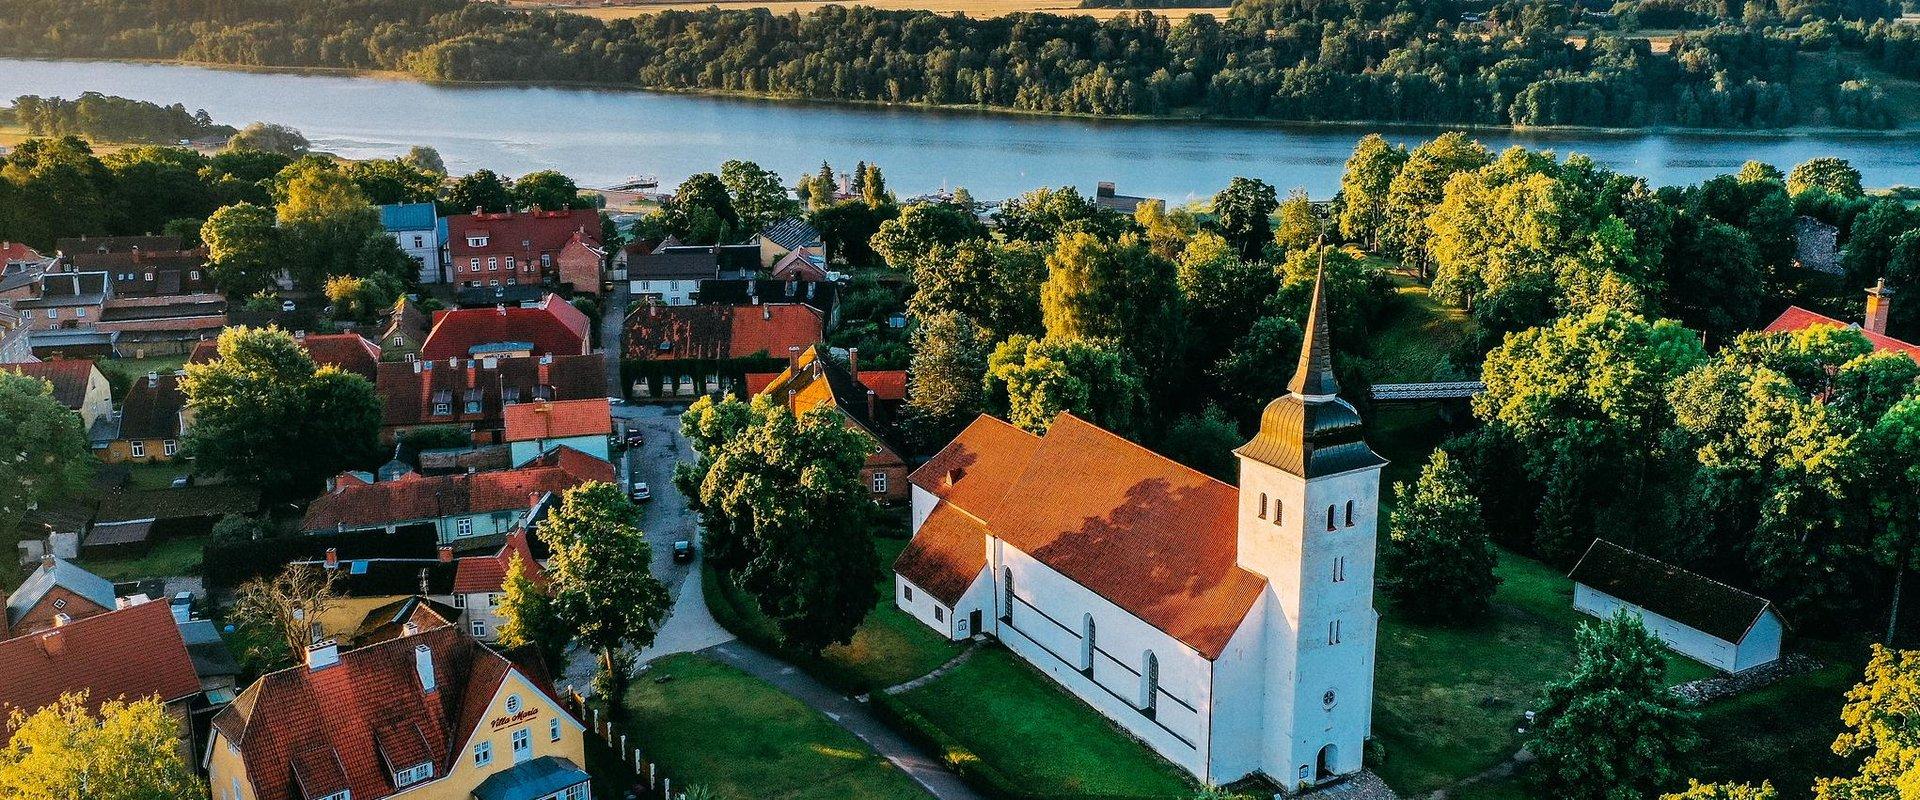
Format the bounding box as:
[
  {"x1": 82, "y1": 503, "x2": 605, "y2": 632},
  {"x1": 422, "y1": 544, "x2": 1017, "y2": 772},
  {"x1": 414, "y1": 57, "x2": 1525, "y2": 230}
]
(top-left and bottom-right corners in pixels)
[
  {"x1": 315, "y1": 792, "x2": 350, "y2": 800},
  {"x1": 502, "y1": 386, "x2": 522, "y2": 404},
  {"x1": 532, "y1": 384, "x2": 554, "y2": 401},
  {"x1": 431, "y1": 389, "x2": 453, "y2": 417},
  {"x1": 463, "y1": 389, "x2": 483, "y2": 414},
  {"x1": 393, "y1": 762, "x2": 433, "y2": 788},
  {"x1": 467, "y1": 235, "x2": 488, "y2": 247}
]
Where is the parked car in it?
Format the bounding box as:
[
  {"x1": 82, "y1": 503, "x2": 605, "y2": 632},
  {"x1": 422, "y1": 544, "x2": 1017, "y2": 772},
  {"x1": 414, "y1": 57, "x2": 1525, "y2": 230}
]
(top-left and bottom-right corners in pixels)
[
  {"x1": 630, "y1": 482, "x2": 651, "y2": 503},
  {"x1": 280, "y1": 299, "x2": 295, "y2": 312},
  {"x1": 671, "y1": 539, "x2": 693, "y2": 563},
  {"x1": 170, "y1": 474, "x2": 193, "y2": 488},
  {"x1": 624, "y1": 430, "x2": 645, "y2": 448}
]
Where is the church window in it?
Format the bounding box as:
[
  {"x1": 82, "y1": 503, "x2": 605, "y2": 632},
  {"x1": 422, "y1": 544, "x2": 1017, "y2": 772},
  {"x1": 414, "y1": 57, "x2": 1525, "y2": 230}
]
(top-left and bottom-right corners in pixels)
[
  {"x1": 1140, "y1": 652, "x2": 1159, "y2": 714},
  {"x1": 1333, "y1": 557, "x2": 1346, "y2": 583},
  {"x1": 1080, "y1": 614, "x2": 1095, "y2": 673},
  {"x1": 1002, "y1": 569, "x2": 1014, "y2": 622},
  {"x1": 903, "y1": 585, "x2": 914, "y2": 602},
  {"x1": 1345, "y1": 500, "x2": 1356, "y2": 527},
  {"x1": 1274, "y1": 500, "x2": 1282, "y2": 525},
  {"x1": 1328, "y1": 619, "x2": 1342, "y2": 645},
  {"x1": 1326, "y1": 505, "x2": 1336, "y2": 531},
  {"x1": 1258, "y1": 493, "x2": 1267, "y2": 519}
]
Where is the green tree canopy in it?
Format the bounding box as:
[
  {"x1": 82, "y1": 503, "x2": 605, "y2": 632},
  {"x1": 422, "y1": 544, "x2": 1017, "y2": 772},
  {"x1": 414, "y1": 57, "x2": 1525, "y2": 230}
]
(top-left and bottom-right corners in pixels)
[
  {"x1": 201, "y1": 202, "x2": 279, "y2": 297},
  {"x1": 513, "y1": 169, "x2": 587, "y2": 211},
  {"x1": 446, "y1": 168, "x2": 513, "y2": 214},
  {"x1": 0, "y1": 694, "x2": 205, "y2": 800},
  {"x1": 0, "y1": 371, "x2": 92, "y2": 543},
  {"x1": 544, "y1": 481, "x2": 670, "y2": 690},
  {"x1": 225, "y1": 121, "x2": 309, "y2": 156},
  {"x1": 719, "y1": 160, "x2": 800, "y2": 234},
  {"x1": 986, "y1": 334, "x2": 1145, "y2": 437},
  {"x1": 1382, "y1": 450, "x2": 1501, "y2": 623},
  {"x1": 1787, "y1": 156, "x2": 1864, "y2": 198},
  {"x1": 1211, "y1": 176, "x2": 1278, "y2": 259},
  {"x1": 1530, "y1": 609, "x2": 1698, "y2": 800}
]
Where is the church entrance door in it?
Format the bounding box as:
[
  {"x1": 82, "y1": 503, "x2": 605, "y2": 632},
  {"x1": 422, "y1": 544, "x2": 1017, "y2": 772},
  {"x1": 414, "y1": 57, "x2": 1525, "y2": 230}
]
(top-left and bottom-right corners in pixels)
[
  {"x1": 1316, "y1": 744, "x2": 1338, "y2": 781},
  {"x1": 969, "y1": 610, "x2": 982, "y2": 636}
]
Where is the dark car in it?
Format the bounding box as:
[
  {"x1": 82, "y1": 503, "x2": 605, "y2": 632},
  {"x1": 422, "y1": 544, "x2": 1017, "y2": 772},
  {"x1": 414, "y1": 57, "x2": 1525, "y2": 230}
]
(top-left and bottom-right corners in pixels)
[
  {"x1": 624, "y1": 430, "x2": 646, "y2": 448},
  {"x1": 671, "y1": 539, "x2": 694, "y2": 563}
]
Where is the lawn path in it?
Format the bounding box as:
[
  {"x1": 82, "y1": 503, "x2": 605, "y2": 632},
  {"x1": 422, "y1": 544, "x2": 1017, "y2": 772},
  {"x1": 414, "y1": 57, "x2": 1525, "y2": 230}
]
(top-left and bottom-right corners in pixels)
[
  {"x1": 881, "y1": 641, "x2": 981, "y2": 696},
  {"x1": 705, "y1": 640, "x2": 986, "y2": 800}
]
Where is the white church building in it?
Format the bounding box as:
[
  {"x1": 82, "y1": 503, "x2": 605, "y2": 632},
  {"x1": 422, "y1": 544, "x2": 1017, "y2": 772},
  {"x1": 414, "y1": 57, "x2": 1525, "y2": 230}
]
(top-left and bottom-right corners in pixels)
[{"x1": 893, "y1": 271, "x2": 1386, "y2": 790}]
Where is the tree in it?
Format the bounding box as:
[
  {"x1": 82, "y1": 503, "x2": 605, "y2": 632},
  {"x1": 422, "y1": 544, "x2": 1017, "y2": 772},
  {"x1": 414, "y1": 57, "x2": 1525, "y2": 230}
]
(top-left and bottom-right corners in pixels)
[
  {"x1": 1817, "y1": 645, "x2": 1920, "y2": 799},
  {"x1": 496, "y1": 551, "x2": 570, "y2": 670},
  {"x1": 104, "y1": 146, "x2": 216, "y2": 237},
  {"x1": 1211, "y1": 315, "x2": 1304, "y2": 424},
  {"x1": 1040, "y1": 232, "x2": 1182, "y2": 385},
  {"x1": 909, "y1": 238, "x2": 1045, "y2": 337},
  {"x1": 1159, "y1": 404, "x2": 1241, "y2": 481},
  {"x1": 859, "y1": 162, "x2": 890, "y2": 207},
  {"x1": 343, "y1": 158, "x2": 439, "y2": 205},
  {"x1": 993, "y1": 186, "x2": 1132, "y2": 243},
  {"x1": 401, "y1": 145, "x2": 446, "y2": 175},
  {"x1": 225, "y1": 122, "x2": 309, "y2": 155},
  {"x1": 871, "y1": 201, "x2": 986, "y2": 271},
  {"x1": 231, "y1": 563, "x2": 339, "y2": 666},
  {"x1": 1840, "y1": 199, "x2": 1919, "y2": 286},
  {"x1": 1787, "y1": 156, "x2": 1864, "y2": 198},
  {"x1": 276, "y1": 163, "x2": 380, "y2": 286},
  {"x1": 1337, "y1": 134, "x2": 1409, "y2": 249},
  {"x1": 1383, "y1": 132, "x2": 1492, "y2": 274},
  {"x1": 812, "y1": 198, "x2": 898, "y2": 266},
  {"x1": 1272, "y1": 188, "x2": 1321, "y2": 254},
  {"x1": 1664, "y1": 781, "x2": 1776, "y2": 800},
  {"x1": 1211, "y1": 176, "x2": 1278, "y2": 259},
  {"x1": 544, "y1": 481, "x2": 670, "y2": 694},
  {"x1": 1863, "y1": 397, "x2": 1920, "y2": 643},
  {"x1": 719, "y1": 160, "x2": 800, "y2": 233},
  {"x1": 0, "y1": 372, "x2": 91, "y2": 542},
  {"x1": 986, "y1": 334, "x2": 1144, "y2": 437},
  {"x1": 1664, "y1": 215, "x2": 1765, "y2": 341},
  {"x1": 1381, "y1": 451, "x2": 1500, "y2": 623},
  {"x1": 0, "y1": 694, "x2": 204, "y2": 800},
  {"x1": 905, "y1": 311, "x2": 993, "y2": 447},
  {"x1": 181, "y1": 327, "x2": 381, "y2": 500},
  {"x1": 1530, "y1": 609, "x2": 1698, "y2": 800},
  {"x1": 201, "y1": 202, "x2": 281, "y2": 297},
  {"x1": 445, "y1": 169, "x2": 513, "y2": 214},
  {"x1": 663, "y1": 172, "x2": 739, "y2": 244},
  {"x1": 1135, "y1": 198, "x2": 1199, "y2": 261},
  {"x1": 513, "y1": 169, "x2": 586, "y2": 211},
  {"x1": 0, "y1": 137, "x2": 114, "y2": 249}
]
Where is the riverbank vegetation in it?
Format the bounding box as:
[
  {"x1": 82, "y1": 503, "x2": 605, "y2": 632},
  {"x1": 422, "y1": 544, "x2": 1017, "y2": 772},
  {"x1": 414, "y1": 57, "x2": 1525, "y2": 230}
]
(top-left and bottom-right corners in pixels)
[
  {"x1": 0, "y1": 0, "x2": 1912, "y2": 129},
  {"x1": 7, "y1": 92, "x2": 235, "y2": 144}
]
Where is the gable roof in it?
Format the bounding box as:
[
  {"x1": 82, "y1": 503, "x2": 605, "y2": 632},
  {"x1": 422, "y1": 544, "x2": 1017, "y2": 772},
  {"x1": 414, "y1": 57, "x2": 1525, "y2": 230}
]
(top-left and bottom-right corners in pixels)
[
  {"x1": 56, "y1": 235, "x2": 183, "y2": 256},
  {"x1": 2, "y1": 359, "x2": 99, "y2": 409},
  {"x1": 452, "y1": 531, "x2": 546, "y2": 595},
  {"x1": 751, "y1": 344, "x2": 904, "y2": 455},
  {"x1": 447, "y1": 209, "x2": 599, "y2": 260},
  {"x1": 503, "y1": 398, "x2": 612, "y2": 442},
  {"x1": 628, "y1": 249, "x2": 720, "y2": 281},
  {"x1": 211, "y1": 624, "x2": 552, "y2": 800},
  {"x1": 95, "y1": 485, "x2": 262, "y2": 523},
  {"x1": 1568, "y1": 539, "x2": 1779, "y2": 643},
  {"x1": 761, "y1": 217, "x2": 822, "y2": 251},
  {"x1": 623, "y1": 304, "x2": 824, "y2": 362},
  {"x1": 375, "y1": 354, "x2": 605, "y2": 431},
  {"x1": 7, "y1": 557, "x2": 116, "y2": 627},
  {"x1": 379, "y1": 203, "x2": 438, "y2": 232},
  {"x1": 420, "y1": 295, "x2": 590, "y2": 361},
  {"x1": 301, "y1": 456, "x2": 609, "y2": 533},
  {"x1": 191, "y1": 333, "x2": 381, "y2": 381},
  {"x1": 0, "y1": 600, "x2": 202, "y2": 719},
  {"x1": 907, "y1": 413, "x2": 1265, "y2": 659},
  {"x1": 1764, "y1": 306, "x2": 1920, "y2": 364},
  {"x1": 117, "y1": 371, "x2": 186, "y2": 441},
  {"x1": 894, "y1": 504, "x2": 989, "y2": 606}
]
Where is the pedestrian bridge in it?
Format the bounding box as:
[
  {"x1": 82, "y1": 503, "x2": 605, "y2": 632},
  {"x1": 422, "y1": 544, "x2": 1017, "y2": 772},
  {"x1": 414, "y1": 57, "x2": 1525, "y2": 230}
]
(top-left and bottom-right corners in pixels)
[{"x1": 1368, "y1": 381, "x2": 1486, "y2": 403}]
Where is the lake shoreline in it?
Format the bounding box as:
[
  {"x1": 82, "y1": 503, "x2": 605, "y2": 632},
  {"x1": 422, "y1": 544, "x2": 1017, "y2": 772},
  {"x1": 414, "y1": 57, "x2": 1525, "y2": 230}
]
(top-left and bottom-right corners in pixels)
[{"x1": 11, "y1": 55, "x2": 1920, "y2": 141}]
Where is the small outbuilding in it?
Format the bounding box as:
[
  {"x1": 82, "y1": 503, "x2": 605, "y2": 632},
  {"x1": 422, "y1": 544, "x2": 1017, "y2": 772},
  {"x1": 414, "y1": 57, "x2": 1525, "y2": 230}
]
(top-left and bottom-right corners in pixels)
[{"x1": 1568, "y1": 539, "x2": 1786, "y2": 673}]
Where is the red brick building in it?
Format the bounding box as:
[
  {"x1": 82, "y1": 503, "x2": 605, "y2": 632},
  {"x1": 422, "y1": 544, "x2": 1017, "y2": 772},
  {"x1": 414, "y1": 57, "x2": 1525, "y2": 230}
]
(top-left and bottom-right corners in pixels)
[
  {"x1": 745, "y1": 344, "x2": 911, "y2": 503},
  {"x1": 446, "y1": 209, "x2": 604, "y2": 296}
]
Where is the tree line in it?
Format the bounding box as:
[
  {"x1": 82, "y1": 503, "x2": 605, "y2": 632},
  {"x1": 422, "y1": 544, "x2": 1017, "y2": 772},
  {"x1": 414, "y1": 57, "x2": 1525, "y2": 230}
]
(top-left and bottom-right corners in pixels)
[
  {"x1": 8, "y1": 93, "x2": 235, "y2": 143},
  {"x1": 0, "y1": 0, "x2": 1902, "y2": 128}
]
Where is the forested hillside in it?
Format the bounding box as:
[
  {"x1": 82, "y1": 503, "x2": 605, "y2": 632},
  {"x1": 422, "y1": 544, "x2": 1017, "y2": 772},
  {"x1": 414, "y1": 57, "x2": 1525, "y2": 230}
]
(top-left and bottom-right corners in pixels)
[{"x1": 0, "y1": 0, "x2": 1909, "y2": 128}]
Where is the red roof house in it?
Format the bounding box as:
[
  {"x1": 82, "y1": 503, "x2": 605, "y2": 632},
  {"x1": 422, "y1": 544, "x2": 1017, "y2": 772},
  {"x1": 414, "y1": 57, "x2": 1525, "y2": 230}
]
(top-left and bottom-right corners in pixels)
[
  {"x1": 419, "y1": 294, "x2": 591, "y2": 361},
  {"x1": 502, "y1": 398, "x2": 612, "y2": 442},
  {"x1": 452, "y1": 531, "x2": 547, "y2": 596},
  {"x1": 375, "y1": 354, "x2": 605, "y2": 444},
  {"x1": 446, "y1": 209, "x2": 602, "y2": 294},
  {"x1": 191, "y1": 332, "x2": 382, "y2": 381},
  {"x1": 0, "y1": 599, "x2": 202, "y2": 723},
  {"x1": 1765, "y1": 299, "x2": 1918, "y2": 363},
  {"x1": 300, "y1": 453, "x2": 612, "y2": 540},
  {"x1": 623, "y1": 303, "x2": 824, "y2": 362}
]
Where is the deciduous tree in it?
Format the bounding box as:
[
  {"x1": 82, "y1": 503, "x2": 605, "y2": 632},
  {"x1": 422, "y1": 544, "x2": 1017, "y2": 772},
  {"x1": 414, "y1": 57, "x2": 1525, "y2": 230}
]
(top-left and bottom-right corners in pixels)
[
  {"x1": 446, "y1": 168, "x2": 513, "y2": 213},
  {"x1": 1211, "y1": 176, "x2": 1277, "y2": 259},
  {"x1": 497, "y1": 551, "x2": 571, "y2": 670},
  {"x1": 0, "y1": 371, "x2": 92, "y2": 544},
  {"x1": 986, "y1": 334, "x2": 1144, "y2": 437},
  {"x1": 201, "y1": 202, "x2": 280, "y2": 297},
  {"x1": 0, "y1": 694, "x2": 204, "y2": 800},
  {"x1": 544, "y1": 481, "x2": 670, "y2": 693},
  {"x1": 1530, "y1": 609, "x2": 1698, "y2": 800}
]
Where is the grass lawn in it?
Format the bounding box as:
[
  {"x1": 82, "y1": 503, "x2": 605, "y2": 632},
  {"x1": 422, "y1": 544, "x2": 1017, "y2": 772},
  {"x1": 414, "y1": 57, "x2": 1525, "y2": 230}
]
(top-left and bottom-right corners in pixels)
[
  {"x1": 1372, "y1": 547, "x2": 1718, "y2": 796},
  {"x1": 1690, "y1": 659, "x2": 1859, "y2": 798},
  {"x1": 887, "y1": 646, "x2": 1198, "y2": 799},
  {"x1": 1365, "y1": 269, "x2": 1477, "y2": 385},
  {"x1": 76, "y1": 534, "x2": 207, "y2": 581},
  {"x1": 120, "y1": 461, "x2": 189, "y2": 490},
  {"x1": 620, "y1": 653, "x2": 930, "y2": 800}
]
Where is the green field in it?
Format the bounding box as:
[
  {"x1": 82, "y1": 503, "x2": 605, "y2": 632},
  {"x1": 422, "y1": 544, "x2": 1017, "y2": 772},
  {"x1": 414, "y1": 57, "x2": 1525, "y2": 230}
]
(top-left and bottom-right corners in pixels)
[
  {"x1": 620, "y1": 653, "x2": 930, "y2": 800},
  {"x1": 75, "y1": 534, "x2": 208, "y2": 581}
]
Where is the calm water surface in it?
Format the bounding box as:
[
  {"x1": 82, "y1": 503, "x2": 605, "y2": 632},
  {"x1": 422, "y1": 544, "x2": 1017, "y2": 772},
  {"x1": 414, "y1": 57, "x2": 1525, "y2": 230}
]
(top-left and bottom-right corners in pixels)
[{"x1": 4, "y1": 58, "x2": 1918, "y2": 201}]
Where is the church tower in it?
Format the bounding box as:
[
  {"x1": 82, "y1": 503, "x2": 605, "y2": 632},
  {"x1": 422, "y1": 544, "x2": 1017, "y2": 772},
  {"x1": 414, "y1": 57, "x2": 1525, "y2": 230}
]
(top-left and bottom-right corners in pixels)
[{"x1": 1232, "y1": 266, "x2": 1385, "y2": 788}]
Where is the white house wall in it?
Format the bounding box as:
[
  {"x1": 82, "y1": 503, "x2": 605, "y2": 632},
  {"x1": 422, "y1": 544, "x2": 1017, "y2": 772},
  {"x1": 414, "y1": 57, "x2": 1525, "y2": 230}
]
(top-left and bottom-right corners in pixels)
[
  {"x1": 1206, "y1": 596, "x2": 1271, "y2": 784},
  {"x1": 1733, "y1": 611, "x2": 1784, "y2": 672},
  {"x1": 896, "y1": 574, "x2": 959, "y2": 639},
  {"x1": 991, "y1": 540, "x2": 1212, "y2": 778},
  {"x1": 910, "y1": 486, "x2": 937, "y2": 531},
  {"x1": 1573, "y1": 584, "x2": 1742, "y2": 672}
]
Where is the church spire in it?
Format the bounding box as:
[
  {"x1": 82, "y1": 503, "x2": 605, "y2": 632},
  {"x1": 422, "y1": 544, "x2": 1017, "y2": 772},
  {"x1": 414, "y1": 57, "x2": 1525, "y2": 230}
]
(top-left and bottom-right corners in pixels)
[{"x1": 1287, "y1": 263, "x2": 1339, "y2": 400}]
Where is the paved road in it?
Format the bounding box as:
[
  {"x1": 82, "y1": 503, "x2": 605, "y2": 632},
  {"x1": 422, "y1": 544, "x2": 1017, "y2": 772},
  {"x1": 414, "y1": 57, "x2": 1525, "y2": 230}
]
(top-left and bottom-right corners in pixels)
[
  {"x1": 600, "y1": 279, "x2": 628, "y2": 397},
  {"x1": 706, "y1": 641, "x2": 985, "y2": 800}
]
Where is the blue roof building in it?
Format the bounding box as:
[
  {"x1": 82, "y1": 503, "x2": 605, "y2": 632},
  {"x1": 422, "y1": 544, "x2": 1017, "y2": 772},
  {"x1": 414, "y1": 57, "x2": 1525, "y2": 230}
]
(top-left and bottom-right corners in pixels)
[{"x1": 379, "y1": 202, "x2": 448, "y2": 284}]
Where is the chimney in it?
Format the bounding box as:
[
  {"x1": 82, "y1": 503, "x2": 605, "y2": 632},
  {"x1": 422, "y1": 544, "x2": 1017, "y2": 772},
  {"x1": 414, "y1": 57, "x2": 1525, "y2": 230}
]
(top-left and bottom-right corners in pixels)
[
  {"x1": 538, "y1": 357, "x2": 551, "y2": 386},
  {"x1": 52, "y1": 612, "x2": 72, "y2": 627},
  {"x1": 414, "y1": 643, "x2": 437, "y2": 693},
  {"x1": 496, "y1": 303, "x2": 507, "y2": 316},
  {"x1": 763, "y1": 304, "x2": 772, "y2": 321},
  {"x1": 466, "y1": 361, "x2": 478, "y2": 388},
  {"x1": 867, "y1": 388, "x2": 877, "y2": 420},
  {"x1": 402, "y1": 620, "x2": 421, "y2": 637},
  {"x1": 147, "y1": 371, "x2": 159, "y2": 386},
  {"x1": 1866, "y1": 278, "x2": 1894, "y2": 336},
  {"x1": 305, "y1": 640, "x2": 340, "y2": 670},
  {"x1": 438, "y1": 545, "x2": 454, "y2": 563},
  {"x1": 40, "y1": 554, "x2": 55, "y2": 572},
  {"x1": 38, "y1": 631, "x2": 64, "y2": 657},
  {"x1": 787, "y1": 345, "x2": 801, "y2": 372},
  {"x1": 294, "y1": 329, "x2": 306, "y2": 340},
  {"x1": 848, "y1": 347, "x2": 860, "y2": 382},
  {"x1": 324, "y1": 547, "x2": 339, "y2": 570}
]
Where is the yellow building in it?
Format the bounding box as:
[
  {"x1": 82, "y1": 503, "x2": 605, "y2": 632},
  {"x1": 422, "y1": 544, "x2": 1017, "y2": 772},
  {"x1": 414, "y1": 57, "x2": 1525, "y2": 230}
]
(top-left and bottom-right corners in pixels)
[
  {"x1": 207, "y1": 623, "x2": 590, "y2": 800},
  {"x1": 101, "y1": 370, "x2": 189, "y2": 464}
]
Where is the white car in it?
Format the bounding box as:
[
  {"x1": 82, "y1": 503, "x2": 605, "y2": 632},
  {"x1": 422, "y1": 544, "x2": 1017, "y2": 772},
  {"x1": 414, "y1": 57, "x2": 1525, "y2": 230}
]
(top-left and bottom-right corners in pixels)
[
  {"x1": 280, "y1": 299, "x2": 296, "y2": 312},
  {"x1": 630, "y1": 482, "x2": 652, "y2": 503}
]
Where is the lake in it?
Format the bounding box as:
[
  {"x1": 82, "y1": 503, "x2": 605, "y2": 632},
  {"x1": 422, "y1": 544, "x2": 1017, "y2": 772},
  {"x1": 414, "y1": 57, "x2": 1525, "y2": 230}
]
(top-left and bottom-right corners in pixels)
[{"x1": 3, "y1": 58, "x2": 1918, "y2": 201}]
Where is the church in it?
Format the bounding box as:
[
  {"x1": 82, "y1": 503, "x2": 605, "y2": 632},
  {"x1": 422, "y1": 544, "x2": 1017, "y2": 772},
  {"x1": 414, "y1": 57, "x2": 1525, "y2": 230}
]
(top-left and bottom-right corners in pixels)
[{"x1": 893, "y1": 270, "x2": 1384, "y2": 790}]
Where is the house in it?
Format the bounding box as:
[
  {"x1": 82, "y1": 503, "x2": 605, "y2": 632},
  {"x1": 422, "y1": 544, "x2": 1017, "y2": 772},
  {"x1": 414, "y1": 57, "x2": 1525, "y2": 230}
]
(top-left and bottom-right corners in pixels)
[
  {"x1": 331, "y1": 595, "x2": 463, "y2": 650},
  {"x1": 191, "y1": 330, "x2": 382, "y2": 381},
  {"x1": 379, "y1": 297, "x2": 432, "y2": 361},
  {"x1": 92, "y1": 250, "x2": 213, "y2": 298},
  {"x1": 2, "y1": 359, "x2": 113, "y2": 430},
  {"x1": 29, "y1": 328, "x2": 118, "y2": 360},
  {"x1": 13, "y1": 271, "x2": 108, "y2": 331},
  {"x1": 771, "y1": 247, "x2": 829, "y2": 282},
  {"x1": 419, "y1": 294, "x2": 591, "y2": 362},
  {"x1": 1092, "y1": 181, "x2": 1154, "y2": 215},
  {"x1": 1569, "y1": 539, "x2": 1786, "y2": 673},
  {"x1": 0, "y1": 597, "x2": 203, "y2": 750},
  {"x1": 0, "y1": 301, "x2": 31, "y2": 363},
  {"x1": 89, "y1": 486, "x2": 262, "y2": 557},
  {"x1": 207, "y1": 624, "x2": 589, "y2": 800},
  {"x1": 450, "y1": 531, "x2": 546, "y2": 641},
  {"x1": 623, "y1": 246, "x2": 721, "y2": 306},
  {"x1": 380, "y1": 202, "x2": 448, "y2": 284},
  {"x1": 1, "y1": 240, "x2": 49, "y2": 274},
  {"x1": 623, "y1": 302, "x2": 824, "y2": 364},
  {"x1": 446, "y1": 208, "x2": 603, "y2": 295},
  {"x1": 893, "y1": 271, "x2": 1385, "y2": 788},
  {"x1": 5, "y1": 555, "x2": 118, "y2": 638},
  {"x1": 700, "y1": 279, "x2": 840, "y2": 329},
  {"x1": 96, "y1": 293, "x2": 228, "y2": 356},
  {"x1": 503, "y1": 398, "x2": 612, "y2": 467},
  {"x1": 300, "y1": 449, "x2": 613, "y2": 544},
  {"x1": 100, "y1": 370, "x2": 189, "y2": 463},
  {"x1": 55, "y1": 235, "x2": 186, "y2": 262},
  {"x1": 1764, "y1": 279, "x2": 1916, "y2": 363},
  {"x1": 375, "y1": 353, "x2": 605, "y2": 445},
  {"x1": 745, "y1": 344, "x2": 910, "y2": 502},
  {"x1": 757, "y1": 217, "x2": 823, "y2": 268}
]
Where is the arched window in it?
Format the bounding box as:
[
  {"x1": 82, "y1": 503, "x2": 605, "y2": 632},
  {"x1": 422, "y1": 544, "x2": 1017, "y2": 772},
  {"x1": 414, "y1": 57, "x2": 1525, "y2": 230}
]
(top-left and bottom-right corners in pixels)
[
  {"x1": 1326, "y1": 505, "x2": 1336, "y2": 531},
  {"x1": 1002, "y1": 568, "x2": 1014, "y2": 622},
  {"x1": 1273, "y1": 499, "x2": 1283, "y2": 526},
  {"x1": 1345, "y1": 500, "x2": 1355, "y2": 527},
  {"x1": 1080, "y1": 614, "x2": 1096, "y2": 673},
  {"x1": 1258, "y1": 493, "x2": 1268, "y2": 520},
  {"x1": 1140, "y1": 652, "x2": 1160, "y2": 714}
]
